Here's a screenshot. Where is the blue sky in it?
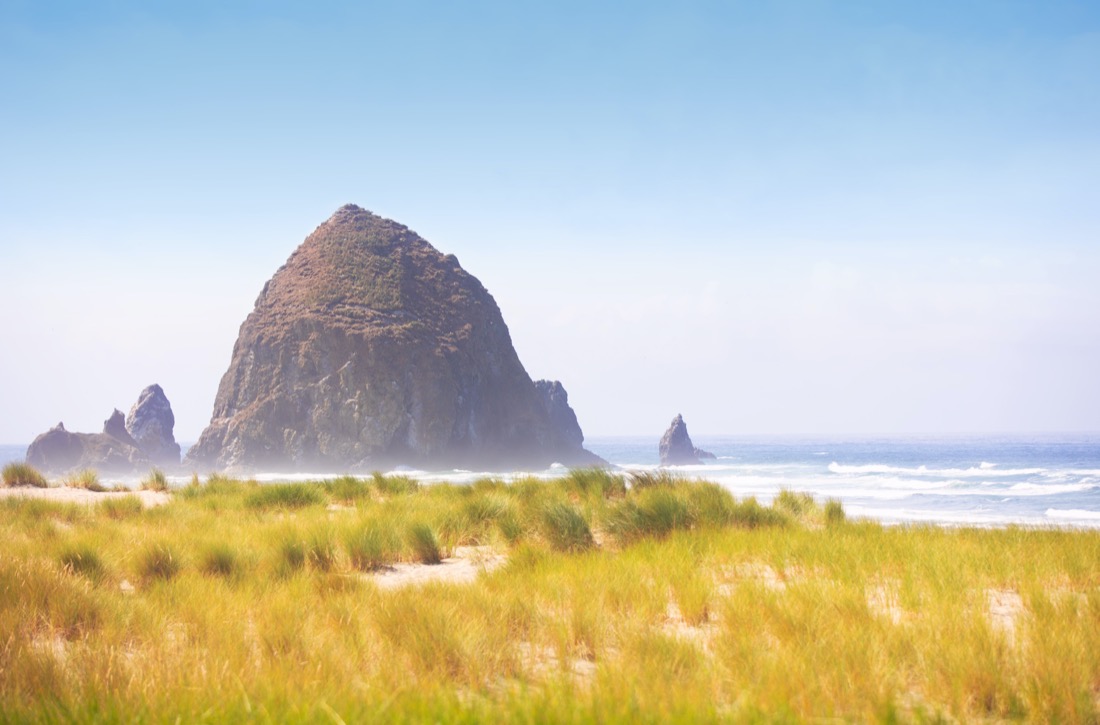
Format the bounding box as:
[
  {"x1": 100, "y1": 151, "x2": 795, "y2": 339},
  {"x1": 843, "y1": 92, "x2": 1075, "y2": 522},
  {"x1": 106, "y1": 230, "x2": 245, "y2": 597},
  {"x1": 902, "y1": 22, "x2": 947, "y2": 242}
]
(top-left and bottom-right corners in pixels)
[{"x1": 1, "y1": 1, "x2": 1098, "y2": 443}]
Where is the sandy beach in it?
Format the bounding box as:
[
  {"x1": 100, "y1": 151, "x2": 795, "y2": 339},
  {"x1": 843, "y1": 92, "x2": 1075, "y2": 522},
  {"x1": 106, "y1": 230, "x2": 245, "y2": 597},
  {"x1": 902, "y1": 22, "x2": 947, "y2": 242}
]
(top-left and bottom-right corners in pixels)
[{"x1": 0, "y1": 486, "x2": 169, "y2": 507}]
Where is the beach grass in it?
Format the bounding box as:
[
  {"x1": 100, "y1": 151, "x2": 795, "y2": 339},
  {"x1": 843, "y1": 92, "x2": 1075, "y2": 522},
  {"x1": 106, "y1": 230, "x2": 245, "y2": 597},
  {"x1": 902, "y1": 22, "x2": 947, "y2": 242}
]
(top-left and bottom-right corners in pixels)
[
  {"x1": 140, "y1": 467, "x2": 169, "y2": 492},
  {"x1": 64, "y1": 469, "x2": 105, "y2": 492},
  {"x1": 2, "y1": 461, "x2": 48, "y2": 487},
  {"x1": 0, "y1": 472, "x2": 1098, "y2": 722}
]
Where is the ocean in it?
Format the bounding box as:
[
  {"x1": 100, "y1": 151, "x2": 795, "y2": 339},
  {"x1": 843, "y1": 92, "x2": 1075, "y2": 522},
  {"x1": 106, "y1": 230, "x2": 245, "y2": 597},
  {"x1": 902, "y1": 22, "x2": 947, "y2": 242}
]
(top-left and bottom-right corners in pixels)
[{"x1": 4, "y1": 434, "x2": 1099, "y2": 528}]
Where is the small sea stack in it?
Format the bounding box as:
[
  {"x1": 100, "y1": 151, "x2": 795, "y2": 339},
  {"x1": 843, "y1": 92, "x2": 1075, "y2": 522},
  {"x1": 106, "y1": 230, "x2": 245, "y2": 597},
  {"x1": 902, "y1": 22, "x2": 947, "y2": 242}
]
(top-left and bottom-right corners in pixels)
[{"x1": 658, "y1": 414, "x2": 713, "y2": 465}]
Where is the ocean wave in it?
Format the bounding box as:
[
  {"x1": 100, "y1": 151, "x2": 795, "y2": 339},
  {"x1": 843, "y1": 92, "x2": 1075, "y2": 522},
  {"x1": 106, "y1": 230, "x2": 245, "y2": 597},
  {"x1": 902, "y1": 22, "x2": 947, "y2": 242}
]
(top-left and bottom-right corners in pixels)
[
  {"x1": 843, "y1": 505, "x2": 1030, "y2": 525},
  {"x1": 1010, "y1": 482, "x2": 1097, "y2": 495},
  {"x1": 828, "y1": 462, "x2": 1046, "y2": 478},
  {"x1": 1046, "y1": 508, "x2": 1100, "y2": 521}
]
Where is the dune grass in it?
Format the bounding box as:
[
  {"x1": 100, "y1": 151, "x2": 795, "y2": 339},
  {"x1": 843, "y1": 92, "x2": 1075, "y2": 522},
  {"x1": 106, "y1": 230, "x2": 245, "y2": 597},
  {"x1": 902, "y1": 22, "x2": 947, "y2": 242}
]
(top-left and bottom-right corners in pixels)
[
  {"x1": 2, "y1": 461, "x2": 48, "y2": 487},
  {"x1": 140, "y1": 468, "x2": 169, "y2": 492},
  {"x1": 64, "y1": 469, "x2": 105, "y2": 492},
  {"x1": 0, "y1": 470, "x2": 1098, "y2": 723}
]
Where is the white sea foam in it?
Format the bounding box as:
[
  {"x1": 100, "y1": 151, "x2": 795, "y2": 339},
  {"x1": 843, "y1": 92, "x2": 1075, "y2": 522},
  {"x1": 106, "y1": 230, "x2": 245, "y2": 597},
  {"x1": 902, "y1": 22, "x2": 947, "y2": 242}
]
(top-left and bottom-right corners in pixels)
[
  {"x1": 1046, "y1": 508, "x2": 1100, "y2": 521},
  {"x1": 845, "y1": 505, "x2": 1058, "y2": 528},
  {"x1": 828, "y1": 462, "x2": 1046, "y2": 478},
  {"x1": 1010, "y1": 482, "x2": 1097, "y2": 495}
]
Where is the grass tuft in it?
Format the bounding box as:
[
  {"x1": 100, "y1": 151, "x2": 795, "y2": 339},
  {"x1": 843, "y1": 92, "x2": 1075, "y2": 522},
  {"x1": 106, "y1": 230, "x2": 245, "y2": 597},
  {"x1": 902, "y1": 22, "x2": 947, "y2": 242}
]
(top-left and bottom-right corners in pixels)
[
  {"x1": 729, "y1": 496, "x2": 789, "y2": 529},
  {"x1": 564, "y1": 468, "x2": 627, "y2": 498},
  {"x1": 774, "y1": 488, "x2": 817, "y2": 518},
  {"x1": 345, "y1": 521, "x2": 398, "y2": 571},
  {"x1": 372, "y1": 472, "x2": 419, "y2": 495},
  {"x1": 198, "y1": 543, "x2": 239, "y2": 579},
  {"x1": 274, "y1": 536, "x2": 307, "y2": 578},
  {"x1": 825, "y1": 499, "x2": 846, "y2": 526},
  {"x1": 628, "y1": 470, "x2": 681, "y2": 490},
  {"x1": 3, "y1": 461, "x2": 48, "y2": 488},
  {"x1": 96, "y1": 494, "x2": 144, "y2": 519},
  {"x1": 245, "y1": 482, "x2": 325, "y2": 510},
  {"x1": 541, "y1": 501, "x2": 594, "y2": 552},
  {"x1": 408, "y1": 522, "x2": 443, "y2": 564},
  {"x1": 321, "y1": 475, "x2": 372, "y2": 504},
  {"x1": 137, "y1": 542, "x2": 181, "y2": 582},
  {"x1": 306, "y1": 528, "x2": 337, "y2": 572},
  {"x1": 65, "y1": 469, "x2": 105, "y2": 492},
  {"x1": 58, "y1": 544, "x2": 106, "y2": 582},
  {"x1": 141, "y1": 468, "x2": 170, "y2": 492},
  {"x1": 608, "y1": 487, "x2": 695, "y2": 543}
]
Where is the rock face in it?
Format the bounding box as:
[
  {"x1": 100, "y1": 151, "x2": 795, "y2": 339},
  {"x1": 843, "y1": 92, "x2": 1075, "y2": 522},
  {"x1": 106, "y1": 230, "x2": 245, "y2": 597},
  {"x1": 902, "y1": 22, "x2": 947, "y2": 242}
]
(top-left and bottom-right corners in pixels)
[
  {"x1": 27, "y1": 417, "x2": 147, "y2": 474},
  {"x1": 126, "y1": 384, "x2": 181, "y2": 465},
  {"x1": 534, "y1": 379, "x2": 585, "y2": 452},
  {"x1": 659, "y1": 414, "x2": 707, "y2": 466},
  {"x1": 186, "y1": 204, "x2": 601, "y2": 472},
  {"x1": 103, "y1": 409, "x2": 137, "y2": 446},
  {"x1": 695, "y1": 447, "x2": 717, "y2": 461},
  {"x1": 26, "y1": 386, "x2": 181, "y2": 474}
]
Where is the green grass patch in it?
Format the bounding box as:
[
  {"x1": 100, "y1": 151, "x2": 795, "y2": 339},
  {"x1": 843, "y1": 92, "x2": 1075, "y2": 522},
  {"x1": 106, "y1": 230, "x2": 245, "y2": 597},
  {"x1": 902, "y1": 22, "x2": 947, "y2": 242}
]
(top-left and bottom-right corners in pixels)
[
  {"x1": 408, "y1": 522, "x2": 443, "y2": 564},
  {"x1": 540, "y1": 501, "x2": 594, "y2": 553},
  {"x1": 244, "y1": 482, "x2": 325, "y2": 510},
  {"x1": 64, "y1": 469, "x2": 105, "y2": 492},
  {"x1": 3, "y1": 473, "x2": 1096, "y2": 723},
  {"x1": 137, "y1": 542, "x2": 181, "y2": 582},
  {"x1": 141, "y1": 468, "x2": 169, "y2": 492},
  {"x1": 198, "y1": 543, "x2": 240, "y2": 579},
  {"x1": 3, "y1": 461, "x2": 48, "y2": 487},
  {"x1": 345, "y1": 521, "x2": 398, "y2": 571},
  {"x1": 372, "y1": 471, "x2": 419, "y2": 495},
  {"x1": 58, "y1": 544, "x2": 106, "y2": 583},
  {"x1": 96, "y1": 494, "x2": 144, "y2": 519}
]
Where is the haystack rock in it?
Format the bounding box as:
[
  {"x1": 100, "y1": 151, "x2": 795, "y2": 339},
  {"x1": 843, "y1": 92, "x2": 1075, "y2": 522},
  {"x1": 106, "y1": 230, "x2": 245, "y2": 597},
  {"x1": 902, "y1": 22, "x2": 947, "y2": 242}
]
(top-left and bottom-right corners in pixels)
[
  {"x1": 659, "y1": 414, "x2": 713, "y2": 465},
  {"x1": 186, "y1": 204, "x2": 603, "y2": 472},
  {"x1": 126, "y1": 384, "x2": 181, "y2": 465}
]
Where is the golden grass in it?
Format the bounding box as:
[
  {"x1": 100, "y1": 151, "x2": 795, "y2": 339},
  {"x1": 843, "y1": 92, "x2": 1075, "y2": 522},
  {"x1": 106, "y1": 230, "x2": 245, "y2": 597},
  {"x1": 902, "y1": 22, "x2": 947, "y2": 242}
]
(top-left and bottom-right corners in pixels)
[{"x1": 0, "y1": 472, "x2": 1098, "y2": 723}]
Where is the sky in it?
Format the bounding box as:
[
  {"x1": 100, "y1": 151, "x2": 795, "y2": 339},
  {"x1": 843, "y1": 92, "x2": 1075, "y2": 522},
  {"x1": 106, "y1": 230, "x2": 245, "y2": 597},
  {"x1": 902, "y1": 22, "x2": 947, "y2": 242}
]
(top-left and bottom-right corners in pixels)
[{"x1": 1, "y1": 0, "x2": 1099, "y2": 443}]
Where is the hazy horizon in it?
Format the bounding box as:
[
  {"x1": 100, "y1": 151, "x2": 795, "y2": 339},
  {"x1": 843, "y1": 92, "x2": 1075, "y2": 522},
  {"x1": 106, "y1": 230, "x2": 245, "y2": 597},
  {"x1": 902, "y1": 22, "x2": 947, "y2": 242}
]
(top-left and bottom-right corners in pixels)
[{"x1": 2, "y1": 2, "x2": 1098, "y2": 444}]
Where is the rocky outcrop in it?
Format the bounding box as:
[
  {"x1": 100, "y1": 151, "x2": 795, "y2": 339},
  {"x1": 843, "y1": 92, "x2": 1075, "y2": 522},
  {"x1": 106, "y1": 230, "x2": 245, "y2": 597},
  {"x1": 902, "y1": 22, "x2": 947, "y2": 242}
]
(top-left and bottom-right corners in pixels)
[
  {"x1": 25, "y1": 386, "x2": 180, "y2": 474},
  {"x1": 534, "y1": 380, "x2": 605, "y2": 465},
  {"x1": 186, "y1": 204, "x2": 601, "y2": 472},
  {"x1": 659, "y1": 414, "x2": 711, "y2": 466},
  {"x1": 103, "y1": 409, "x2": 137, "y2": 447},
  {"x1": 126, "y1": 384, "x2": 181, "y2": 465},
  {"x1": 27, "y1": 416, "x2": 148, "y2": 475}
]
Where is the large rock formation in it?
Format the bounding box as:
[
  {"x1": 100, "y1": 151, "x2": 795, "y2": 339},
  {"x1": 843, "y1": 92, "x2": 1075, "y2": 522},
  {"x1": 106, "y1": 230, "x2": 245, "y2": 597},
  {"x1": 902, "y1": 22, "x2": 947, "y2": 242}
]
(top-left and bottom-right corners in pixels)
[
  {"x1": 658, "y1": 414, "x2": 713, "y2": 465},
  {"x1": 186, "y1": 204, "x2": 602, "y2": 472},
  {"x1": 126, "y1": 384, "x2": 181, "y2": 465},
  {"x1": 26, "y1": 386, "x2": 181, "y2": 474},
  {"x1": 27, "y1": 415, "x2": 148, "y2": 474}
]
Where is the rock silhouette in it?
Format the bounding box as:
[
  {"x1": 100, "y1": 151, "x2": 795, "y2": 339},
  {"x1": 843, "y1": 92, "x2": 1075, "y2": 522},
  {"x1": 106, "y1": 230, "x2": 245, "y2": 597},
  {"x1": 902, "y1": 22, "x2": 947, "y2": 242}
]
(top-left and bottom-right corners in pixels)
[
  {"x1": 659, "y1": 414, "x2": 712, "y2": 465},
  {"x1": 186, "y1": 204, "x2": 601, "y2": 472},
  {"x1": 26, "y1": 386, "x2": 181, "y2": 474},
  {"x1": 126, "y1": 384, "x2": 181, "y2": 465}
]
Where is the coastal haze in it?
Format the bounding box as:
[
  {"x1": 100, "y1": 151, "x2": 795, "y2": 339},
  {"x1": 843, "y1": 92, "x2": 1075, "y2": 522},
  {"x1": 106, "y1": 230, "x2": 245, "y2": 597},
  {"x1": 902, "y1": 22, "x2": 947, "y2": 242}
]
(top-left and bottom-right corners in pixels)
[{"x1": 3, "y1": 5, "x2": 1099, "y2": 462}]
